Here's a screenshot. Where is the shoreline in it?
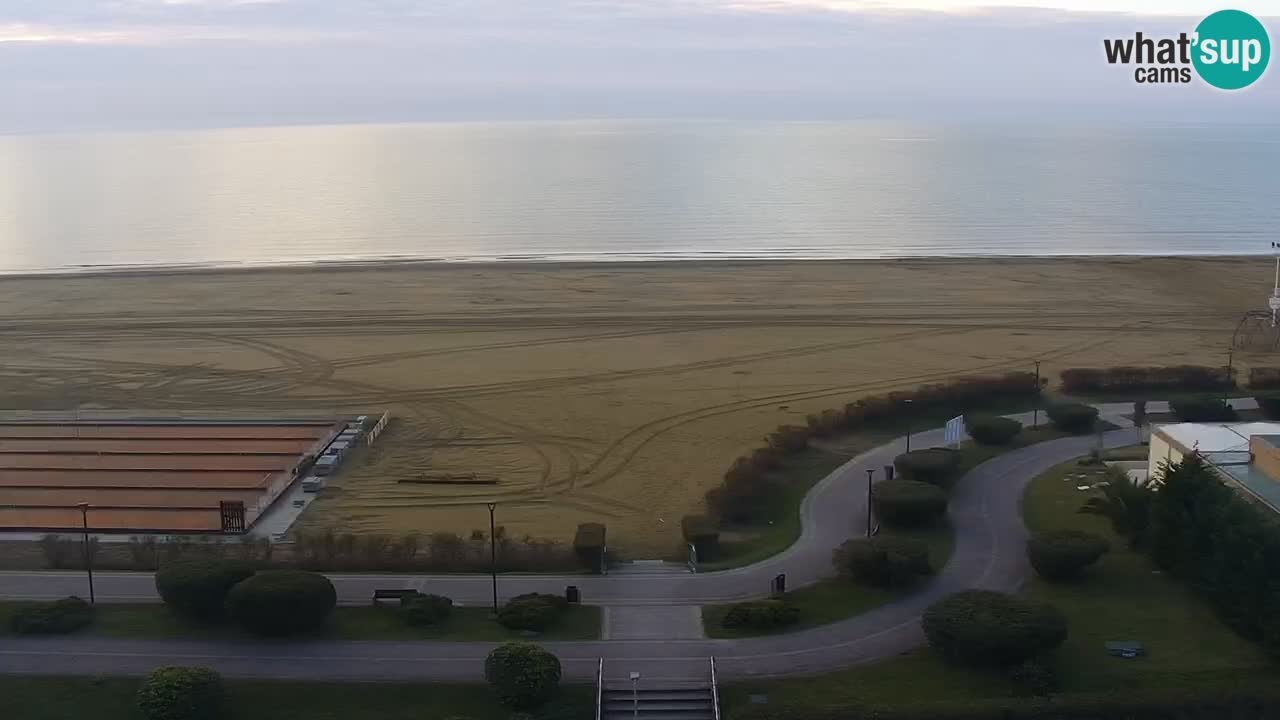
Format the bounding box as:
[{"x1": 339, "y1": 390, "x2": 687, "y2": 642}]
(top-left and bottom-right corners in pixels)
[{"x1": 0, "y1": 252, "x2": 1272, "y2": 282}]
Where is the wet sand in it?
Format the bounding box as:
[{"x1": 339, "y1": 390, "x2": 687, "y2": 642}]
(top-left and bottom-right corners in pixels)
[{"x1": 0, "y1": 257, "x2": 1268, "y2": 554}]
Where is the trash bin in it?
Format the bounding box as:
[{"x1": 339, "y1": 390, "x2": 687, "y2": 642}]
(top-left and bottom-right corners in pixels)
[
  {"x1": 884, "y1": 464, "x2": 895, "y2": 481},
  {"x1": 772, "y1": 573, "x2": 786, "y2": 596},
  {"x1": 566, "y1": 585, "x2": 581, "y2": 604}
]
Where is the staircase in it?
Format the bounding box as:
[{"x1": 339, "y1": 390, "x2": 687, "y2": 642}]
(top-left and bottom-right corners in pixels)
[{"x1": 597, "y1": 658, "x2": 720, "y2": 720}]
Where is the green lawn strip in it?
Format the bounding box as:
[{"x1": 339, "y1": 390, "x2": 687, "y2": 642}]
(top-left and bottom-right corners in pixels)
[
  {"x1": 701, "y1": 522, "x2": 954, "y2": 639},
  {"x1": 722, "y1": 452, "x2": 1275, "y2": 713},
  {"x1": 6, "y1": 675, "x2": 591, "y2": 720},
  {"x1": 0, "y1": 603, "x2": 600, "y2": 642}
]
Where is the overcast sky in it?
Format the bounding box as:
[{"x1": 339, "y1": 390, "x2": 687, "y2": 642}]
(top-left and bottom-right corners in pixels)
[{"x1": 1, "y1": 1, "x2": 1277, "y2": 132}]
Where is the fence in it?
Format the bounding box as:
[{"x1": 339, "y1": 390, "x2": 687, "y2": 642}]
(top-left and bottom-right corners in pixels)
[{"x1": 367, "y1": 412, "x2": 391, "y2": 447}]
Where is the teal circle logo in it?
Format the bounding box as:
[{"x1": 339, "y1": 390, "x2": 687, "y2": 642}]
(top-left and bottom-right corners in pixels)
[{"x1": 1192, "y1": 9, "x2": 1270, "y2": 90}]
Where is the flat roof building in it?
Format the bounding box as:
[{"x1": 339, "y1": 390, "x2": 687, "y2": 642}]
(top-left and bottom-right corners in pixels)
[{"x1": 1149, "y1": 422, "x2": 1280, "y2": 512}]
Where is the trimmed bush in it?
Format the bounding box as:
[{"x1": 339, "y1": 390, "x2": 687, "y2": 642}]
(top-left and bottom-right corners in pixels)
[
  {"x1": 681, "y1": 514, "x2": 720, "y2": 562},
  {"x1": 224, "y1": 569, "x2": 336, "y2": 636},
  {"x1": 720, "y1": 599, "x2": 800, "y2": 630},
  {"x1": 893, "y1": 448, "x2": 962, "y2": 486},
  {"x1": 767, "y1": 425, "x2": 810, "y2": 454},
  {"x1": 922, "y1": 590, "x2": 1068, "y2": 667},
  {"x1": 964, "y1": 415, "x2": 1022, "y2": 446},
  {"x1": 1027, "y1": 530, "x2": 1110, "y2": 582},
  {"x1": 871, "y1": 479, "x2": 948, "y2": 528},
  {"x1": 1045, "y1": 403, "x2": 1098, "y2": 434},
  {"x1": 833, "y1": 536, "x2": 931, "y2": 587},
  {"x1": 135, "y1": 666, "x2": 226, "y2": 720},
  {"x1": 155, "y1": 558, "x2": 256, "y2": 621},
  {"x1": 572, "y1": 523, "x2": 606, "y2": 572},
  {"x1": 401, "y1": 593, "x2": 453, "y2": 626},
  {"x1": 9, "y1": 596, "x2": 93, "y2": 635},
  {"x1": 1257, "y1": 394, "x2": 1280, "y2": 420},
  {"x1": 484, "y1": 642, "x2": 562, "y2": 710},
  {"x1": 1170, "y1": 397, "x2": 1238, "y2": 422},
  {"x1": 498, "y1": 593, "x2": 568, "y2": 632},
  {"x1": 1061, "y1": 365, "x2": 1232, "y2": 394},
  {"x1": 1250, "y1": 367, "x2": 1280, "y2": 390}
]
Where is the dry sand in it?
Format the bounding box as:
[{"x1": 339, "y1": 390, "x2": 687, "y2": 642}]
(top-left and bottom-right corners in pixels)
[{"x1": 0, "y1": 257, "x2": 1268, "y2": 555}]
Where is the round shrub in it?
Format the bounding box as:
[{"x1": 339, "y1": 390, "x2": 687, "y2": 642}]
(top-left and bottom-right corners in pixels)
[
  {"x1": 155, "y1": 559, "x2": 256, "y2": 621},
  {"x1": 893, "y1": 448, "x2": 961, "y2": 486},
  {"x1": 964, "y1": 415, "x2": 1022, "y2": 446},
  {"x1": 1027, "y1": 530, "x2": 1110, "y2": 582},
  {"x1": 720, "y1": 599, "x2": 800, "y2": 630},
  {"x1": 401, "y1": 593, "x2": 453, "y2": 626},
  {"x1": 136, "y1": 666, "x2": 226, "y2": 720},
  {"x1": 833, "y1": 536, "x2": 932, "y2": 587},
  {"x1": 484, "y1": 642, "x2": 562, "y2": 710},
  {"x1": 1045, "y1": 403, "x2": 1099, "y2": 434},
  {"x1": 9, "y1": 596, "x2": 93, "y2": 635},
  {"x1": 922, "y1": 590, "x2": 1068, "y2": 667},
  {"x1": 224, "y1": 569, "x2": 336, "y2": 636},
  {"x1": 870, "y1": 479, "x2": 948, "y2": 528},
  {"x1": 498, "y1": 593, "x2": 568, "y2": 632}
]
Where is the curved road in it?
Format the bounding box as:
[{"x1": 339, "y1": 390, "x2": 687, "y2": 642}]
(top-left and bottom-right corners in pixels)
[{"x1": 0, "y1": 404, "x2": 1166, "y2": 683}]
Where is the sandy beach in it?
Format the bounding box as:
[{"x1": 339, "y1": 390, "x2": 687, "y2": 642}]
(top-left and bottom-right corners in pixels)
[{"x1": 0, "y1": 257, "x2": 1268, "y2": 555}]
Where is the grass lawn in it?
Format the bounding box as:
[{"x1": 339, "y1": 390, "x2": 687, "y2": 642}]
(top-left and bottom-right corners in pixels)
[
  {"x1": 702, "y1": 522, "x2": 954, "y2": 639},
  {"x1": 7, "y1": 675, "x2": 591, "y2": 720},
  {"x1": 721, "y1": 451, "x2": 1275, "y2": 713},
  {"x1": 0, "y1": 602, "x2": 600, "y2": 642}
]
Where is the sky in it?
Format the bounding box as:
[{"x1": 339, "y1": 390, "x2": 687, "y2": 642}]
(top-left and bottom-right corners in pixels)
[{"x1": 1, "y1": 1, "x2": 1277, "y2": 132}]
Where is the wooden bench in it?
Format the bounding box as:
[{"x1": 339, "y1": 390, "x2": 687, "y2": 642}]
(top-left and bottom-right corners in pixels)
[{"x1": 372, "y1": 588, "x2": 417, "y2": 606}]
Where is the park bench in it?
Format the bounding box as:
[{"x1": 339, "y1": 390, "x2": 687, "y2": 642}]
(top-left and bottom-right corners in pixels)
[{"x1": 371, "y1": 588, "x2": 417, "y2": 606}]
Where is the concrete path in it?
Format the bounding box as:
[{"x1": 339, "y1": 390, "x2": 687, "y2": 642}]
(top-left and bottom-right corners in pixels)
[{"x1": 0, "y1": 405, "x2": 1143, "y2": 682}]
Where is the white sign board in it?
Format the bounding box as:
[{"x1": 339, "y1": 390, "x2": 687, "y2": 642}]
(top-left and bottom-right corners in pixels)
[{"x1": 943, "y1": 415, "x2": 965, "y2": 448}]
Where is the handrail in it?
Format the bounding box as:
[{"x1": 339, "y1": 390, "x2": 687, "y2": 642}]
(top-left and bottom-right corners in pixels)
[
  {"x1": 710, "y1": 656, "x2": 721, "y2": 720},
  {"x1": 595, "y1": 657, "x2": 605, "y2": 720}
]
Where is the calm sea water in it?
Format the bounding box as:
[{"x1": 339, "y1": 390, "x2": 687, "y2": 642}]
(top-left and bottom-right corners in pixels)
[{"x1": 0, "y1": 121, "x2": 1276, "y2": 273}]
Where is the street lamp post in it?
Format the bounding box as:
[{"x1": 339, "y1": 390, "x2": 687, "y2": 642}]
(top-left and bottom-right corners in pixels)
[
  {"x1": 903, "y1": 399, "x2": 914, "y2": 452},
  {"x1": 1225, "y1": 347, "x2": 1235, "y2": 402},
  {"x1": 486, "y1": 502, "x2": 498, "y2": 612},
  {"x1": 78, "y1": 502, "x2": 95, "y2": 605},
  {"x1": 864, "y1": 468, "x2": 875, "y2": 537},
  {"x1": 1033, "y1": 360, "x2": 1042, "y2": 430}
]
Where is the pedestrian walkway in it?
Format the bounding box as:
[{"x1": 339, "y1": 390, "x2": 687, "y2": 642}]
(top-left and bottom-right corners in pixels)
[{"x1": 604, "y1": 605, "x2": 704, "y2": 640}]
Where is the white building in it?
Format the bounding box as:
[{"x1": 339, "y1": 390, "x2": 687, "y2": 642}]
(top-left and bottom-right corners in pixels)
[{"x1": 1148, "y1": 422, "x2": 1280, "y2": 511}]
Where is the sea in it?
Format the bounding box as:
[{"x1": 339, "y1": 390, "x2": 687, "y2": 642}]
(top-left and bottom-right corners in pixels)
[{"x1": 0, "y1": 121, "x2": 1277, "y2": 274}]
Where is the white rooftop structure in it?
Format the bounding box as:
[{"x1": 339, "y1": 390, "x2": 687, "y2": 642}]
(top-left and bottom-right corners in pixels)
[{"x1": 1152, "y1": 422, "x2": 1280, "y2": 466}]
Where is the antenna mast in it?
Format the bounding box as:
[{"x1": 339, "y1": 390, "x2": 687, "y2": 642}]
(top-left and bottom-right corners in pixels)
[{"x1": 1271, "y1": 242, "x2": 1280, "y2": 327}]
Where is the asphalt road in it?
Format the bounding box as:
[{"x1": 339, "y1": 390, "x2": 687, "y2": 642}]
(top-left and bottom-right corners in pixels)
[{"x1": 0, "y1": 409, "x2": 1141, "y2": 683}]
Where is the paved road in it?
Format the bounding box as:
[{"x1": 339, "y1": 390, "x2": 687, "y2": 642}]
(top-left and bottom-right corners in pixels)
[{"x1": 0, "y1": 405, "x2": 1146, "y2": 682}]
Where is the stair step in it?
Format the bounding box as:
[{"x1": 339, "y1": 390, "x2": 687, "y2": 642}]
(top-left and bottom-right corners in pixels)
[
  {"x1": 605, "y1": 701, "x2": 712, "y2": 711},
  {"x1": 604, "y1": 685, "x2": 711, "y2": 693},
  {"x1": 601, "y1": 686, "x2": 711, "y2": 696},
  {"x1": 603, "y1": 713, "x2": 714, "y2": 720}
]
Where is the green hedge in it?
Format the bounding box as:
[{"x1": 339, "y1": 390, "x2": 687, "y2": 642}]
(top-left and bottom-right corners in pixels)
[
  {"x1": 871, "y1": 480, "x2": 948, "y2": 528},
  {"x1": 832, "y1": 536, "x2": 932, "y2": 587},
  {"x1": 1170, "y1": 397, "x2": 1238, "y2": 422},
  {"x1": 135, "y1": 666, "x2": 226, "y2": 720},
  {"x1": 1060, "y1": 365, "x2": 1233, "y2": 394},
  {"x1": 572, "y1": 523, "x2": 606, "y2": 572},
  {"x1": 1256, "y1": 394, "x2": 1280, "y2": 420},
  {"x1": 1027, "y1": 530, "x2": 1110, "y2": 582},
  {"x1": 1045, "y1": 403, "x2": 1098, "y2": 434},
  {"x1": 922, "y1": 590, "x2": 1067, "y2": 667},
  {"x1": 401, "y1": 593, "x2": 453, "y2": 626},
  {"x1": 721, "y1": 599, "x2": 800, "y2": 630},
  {"x1": 893, "y1": 448, "x2": 962, "y2": 486},
  {"x1": 9, "y1": 596, "x2": 93, "y2": 635},
  {"x1": 155, "y1": 559, "x2": 256, "y2": 621},
  {"x1": 497, "y1": 593, "x2": 568, "y2": 632},
  {"x1": 224, "y1": 569, "x2": 336, "y2": 636},
  {"x1": 681, "y1": 514, "x2": 720, "y2": 561},
  {"x1": 963, "y1": 415, "x2": 1022, "y2": 446},
  {"x1": 484, "y1": 642, "x2": 562, "y2": 710}
]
